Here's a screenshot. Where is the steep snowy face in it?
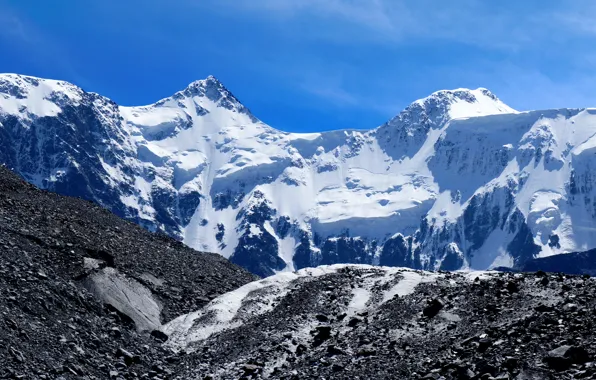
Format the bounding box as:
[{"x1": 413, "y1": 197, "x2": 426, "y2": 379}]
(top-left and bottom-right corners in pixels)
[
  {"x1": 425, "y1": 109, "x2": 596, "y2": 266},
  {"x1": 1, "y1": 72, "x2": 594, "y2": 277},
  {"x1": 0, "y1": 74, "x2": 85, "y2": 117}
]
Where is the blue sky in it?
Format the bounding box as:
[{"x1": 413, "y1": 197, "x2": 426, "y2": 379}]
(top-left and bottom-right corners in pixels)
[{"x1": 1, "y1": 1, "x2": 596, "y2": 132}]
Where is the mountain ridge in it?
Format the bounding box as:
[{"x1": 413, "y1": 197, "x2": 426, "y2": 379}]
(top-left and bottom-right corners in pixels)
[
  {"x1": 0, "y1": 72, "x2": 515, "y2": 133},
  {"x1": 1, "y1": 72, "x2": 595, "y2": 277}
]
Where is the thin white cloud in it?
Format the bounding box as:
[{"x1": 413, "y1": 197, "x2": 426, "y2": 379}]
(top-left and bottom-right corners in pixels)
[
  {"x1": 5, "y1": 0, "x2": 596, "y2": 122},
  {"x1": 195, "y1": 0, "x2": 596, "y2": 113},
  {"x1": 204, "y1": 0, "x2": 596, "y2": 51},
  {"x1": 0, "y1": 6, "x2": 31, "y2": 43},
  {"x1": 0, "y1": 3, "x2": 86, "y2": 86},
  {"x1": 296, "y1": 76, "x2": 400, "y2": 115},
  {"x1": 304, "y1": 85, "x2": 358, "y2": 107}
]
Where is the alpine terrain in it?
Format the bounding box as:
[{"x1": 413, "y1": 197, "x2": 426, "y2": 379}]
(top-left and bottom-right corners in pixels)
[
  {"x1": 1, "y1": 145, "x2": 595, "y2": 379},
  {"x1": 1, "y1": 73, "x2": 596, "y2": 276}
]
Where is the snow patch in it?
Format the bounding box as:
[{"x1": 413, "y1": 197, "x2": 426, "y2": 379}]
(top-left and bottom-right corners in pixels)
[{"x1": 162, "y1": 265, "x2": 351, "y2": 350}]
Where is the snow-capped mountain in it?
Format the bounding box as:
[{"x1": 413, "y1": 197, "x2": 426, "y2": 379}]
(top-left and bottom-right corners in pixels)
[{"x1": 1, "y1": 73, "x2": 595, "y2": 277}]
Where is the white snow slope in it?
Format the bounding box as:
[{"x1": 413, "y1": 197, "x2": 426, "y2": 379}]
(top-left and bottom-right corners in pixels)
[
  {"x1": 162, "y1": 264, "x2": 443, "y2": 352},
  {"x1": 1, "y1": 73, "x2": 596, "y2": 276}
]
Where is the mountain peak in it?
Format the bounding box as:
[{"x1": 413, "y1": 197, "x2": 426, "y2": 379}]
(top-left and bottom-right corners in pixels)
[
  {"x1": 147, "y1": 76, "x2": 259, "y2": 122},
  {"x1": 377, "y1": 87, "x2": 516, "y2": 143},
  {"x1": 184, "y1": 75, "x2": 226, "y2": 95},
  {"x1": 187, "y1": 75, "x2": 222, "y2": 88},
  {"x1": 413, "y1": 87, "x2": 515, "y2": 119},
  {"x1": 0, "y1": 73, "x2": 85, "y2": 118}
]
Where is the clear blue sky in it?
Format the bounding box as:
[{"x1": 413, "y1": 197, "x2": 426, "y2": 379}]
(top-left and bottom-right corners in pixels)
[{"x1": 1, "y1": 1, "x2": 596, "y2": 132}]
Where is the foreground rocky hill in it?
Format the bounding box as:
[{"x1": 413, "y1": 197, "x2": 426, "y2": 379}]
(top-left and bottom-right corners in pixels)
[
  {"x1": 3, "y1": 73, "x2": 596, "y2": 277},
  {"x1": 162, "y1": 265, "x2": 596, "y2": 380},
  {"x1": 0, "y1": 165, "x2": 256, "y2": 379}
]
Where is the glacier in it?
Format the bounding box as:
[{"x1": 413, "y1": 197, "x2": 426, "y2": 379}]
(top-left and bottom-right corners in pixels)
[{"x1": 1, "y1": 73, "x2": 595, "y2": 276}]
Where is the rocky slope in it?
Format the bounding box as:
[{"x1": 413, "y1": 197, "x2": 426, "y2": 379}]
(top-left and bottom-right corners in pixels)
[
  {"x1": 162, "y1": 265, "x2": 596, "y2": 380},
  {"x1": 0, "y1": 165, "x2": 255, "y2": 379},
  {"x1": 2, "y1": 73, "x2": 596, "y2": 277}
]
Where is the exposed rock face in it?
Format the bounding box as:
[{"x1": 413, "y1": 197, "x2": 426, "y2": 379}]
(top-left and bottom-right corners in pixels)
[
  {"x1": 0, "y1": 165, "x2": 255, "y2": 378},
  {"x1": 521, "y1": 248, "x2": 596, "y2": 276},
  {"x1": 82, "y1": 267, "x2": 163, "y2": 333},
  {"x1": 162, "y1": 265, "x2": 596, "y2": 379},
  {"x1": 2, "y1": 73, "x2": 596, "y2": 277}
]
